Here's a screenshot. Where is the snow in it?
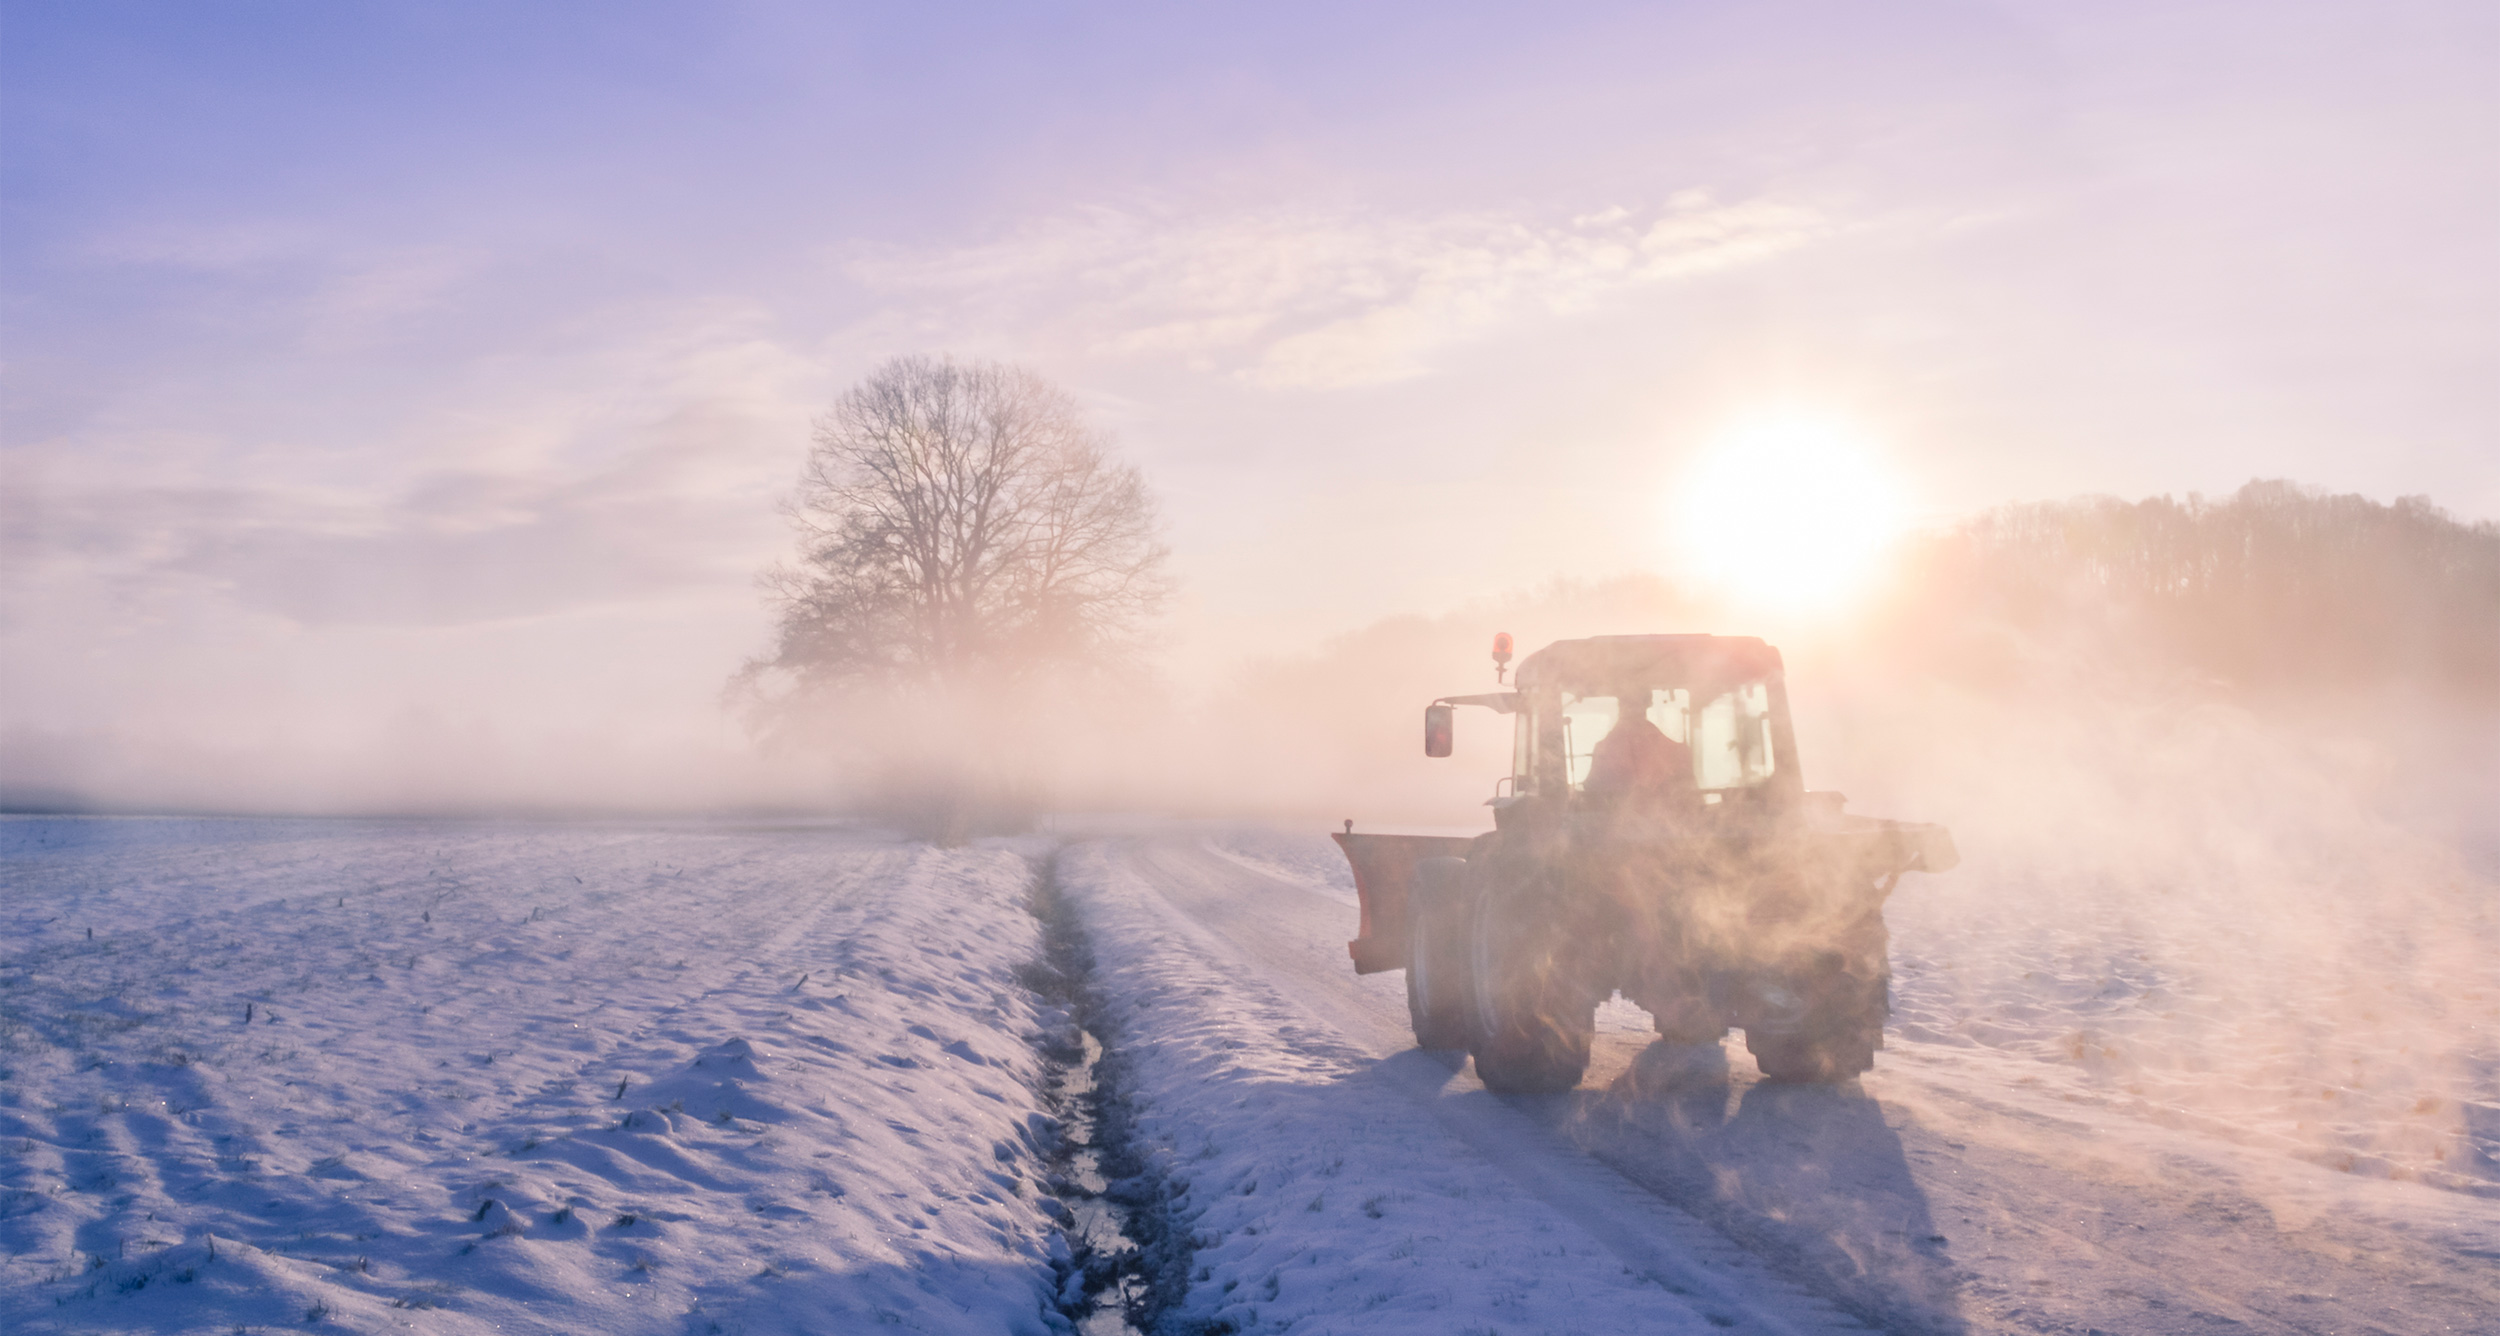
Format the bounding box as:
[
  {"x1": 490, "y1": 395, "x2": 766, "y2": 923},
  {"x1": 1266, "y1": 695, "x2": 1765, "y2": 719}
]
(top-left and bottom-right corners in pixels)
[
  {"x1": 1194, "y1": 823, "x2": 2500, "y2": 1200},
  {"x1": 1885, "y1": 857, "x2": 2500, "y2": 1195},
  {"x1": 1187, "y1": 829, "x2": 1360, "y2": 910},
  {"x1": 7, "y1": 812, "x2": 2493, "y2": 1334},
  {"x1": 0, "y1": 817, "x2": 1069, "y2": 1335},
  {"x1": 1059, "y1": 838, "x2": 1864, "y2": 1335},
  {"x1": 1064, "y1": 827, "x2": 2500, "y2": 1334}
]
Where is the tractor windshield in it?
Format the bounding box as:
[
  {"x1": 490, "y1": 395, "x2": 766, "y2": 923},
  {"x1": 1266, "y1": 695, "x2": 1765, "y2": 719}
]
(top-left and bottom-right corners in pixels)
[{"x1": 1557, "y1": 679, "x2": 1776, "y2": 797}]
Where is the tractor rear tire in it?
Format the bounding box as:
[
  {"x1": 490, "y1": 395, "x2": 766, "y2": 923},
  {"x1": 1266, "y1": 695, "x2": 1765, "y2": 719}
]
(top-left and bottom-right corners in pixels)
[
  {"x1": 1744, "y1": 1024, "x2": 1878, "y2": 1083},
  {"x1": 1745, "y1": 942, "x2": 1888, "y2": 1084},
  {"x1": 1466, "y1": 861, "x2": 1594, "y2": 1094},
  {"x1": 1649, "y1": 1005, "x2": 1729, "y2": 1047},
  {"x1": 1405, "y1": 857, "x2": 1475, "y2": 1051}
]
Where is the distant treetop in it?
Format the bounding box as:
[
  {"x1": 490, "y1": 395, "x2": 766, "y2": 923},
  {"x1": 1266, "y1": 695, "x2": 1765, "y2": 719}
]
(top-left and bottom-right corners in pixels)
[{"x1": 1901, "y1": 480, "x2": 2500, "y2": 698}]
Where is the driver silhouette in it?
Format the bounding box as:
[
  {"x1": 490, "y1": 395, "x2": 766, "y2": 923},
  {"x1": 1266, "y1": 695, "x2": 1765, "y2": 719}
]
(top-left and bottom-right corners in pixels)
[{"x1": 1584, "y1": 690, "x2": 1697, "y2": 810}]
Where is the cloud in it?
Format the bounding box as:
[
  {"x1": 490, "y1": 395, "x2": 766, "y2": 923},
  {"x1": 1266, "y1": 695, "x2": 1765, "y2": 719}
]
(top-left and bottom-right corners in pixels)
[
  {"x1": 9, "y1": 442, "x2": 752, "y2": 629},
  {"x1": 3, "y1": 308, "x2": 818, "y2": 630},
  {"x1": 840, "y1": 193, "x2": 1833, "y2": 388},
  {"x1": 300, "y1": 246, "x2": 486, "y2": 349}
]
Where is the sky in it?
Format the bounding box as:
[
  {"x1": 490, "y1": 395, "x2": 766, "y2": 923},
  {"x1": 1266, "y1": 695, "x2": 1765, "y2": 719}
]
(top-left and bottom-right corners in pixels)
[{"x1": 4, "y1": 0, "x2": 2496, "y2": 811}]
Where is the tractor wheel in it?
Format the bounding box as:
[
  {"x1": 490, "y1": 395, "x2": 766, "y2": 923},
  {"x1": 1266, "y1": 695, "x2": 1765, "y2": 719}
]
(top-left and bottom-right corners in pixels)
[
  {"x1": 1405, "y1": 857, "x2": 1475, "y2": 1050},
  {"x1": 1466, "y1": 861, "x2": 1595, "y2": 1094},
  {"x1": 1744, "y1": 948, "x2": 1887, "y2": 1084},
  {"x1": 1647, "y1": 996, "x2": 1728, "y2": 1047},
  {"x1": 1744, "y1": 1023, "x2": 1878, "y2": 1083}
]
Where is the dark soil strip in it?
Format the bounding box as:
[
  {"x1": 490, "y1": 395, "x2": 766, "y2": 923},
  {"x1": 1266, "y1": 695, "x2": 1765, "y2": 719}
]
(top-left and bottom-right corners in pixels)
[{"x1": 1021, "y1": 849, "x2": 1199, "y2": 1334}]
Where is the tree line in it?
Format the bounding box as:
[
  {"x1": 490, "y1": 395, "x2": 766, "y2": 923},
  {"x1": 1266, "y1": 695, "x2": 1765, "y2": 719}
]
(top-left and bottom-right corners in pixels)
[{"x1": 1896, "y1": 479, "x2": 2500, "y2": 699}]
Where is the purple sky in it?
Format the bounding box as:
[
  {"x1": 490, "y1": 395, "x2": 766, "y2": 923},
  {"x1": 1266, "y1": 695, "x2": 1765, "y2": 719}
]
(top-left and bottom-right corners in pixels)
[{"x1": 4, "y1": 1, "x2": 2495, "y2": 809}]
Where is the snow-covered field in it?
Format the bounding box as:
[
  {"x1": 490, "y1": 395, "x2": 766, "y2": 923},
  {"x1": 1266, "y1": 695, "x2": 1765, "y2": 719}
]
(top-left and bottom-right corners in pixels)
[
  {"x1": 1061, "y1": 838, "x2": 1867, "y2": 1335},
  {"x1": 0, "y1": 817, "x2": 1069, "y2": 1335},
  {"x1": 1884, "y1": 857, "x2": 2500, "y2": 1195},
  {"x1": 7, "y1": 815, "x2": 2496, "y2": 1335},
  {"x1": 1206, "y1": 822, "x2": 2500, "y2": 1197},
  {"x1": 1063, "y1": 827, "x2": 2500, "y2": 1335}
]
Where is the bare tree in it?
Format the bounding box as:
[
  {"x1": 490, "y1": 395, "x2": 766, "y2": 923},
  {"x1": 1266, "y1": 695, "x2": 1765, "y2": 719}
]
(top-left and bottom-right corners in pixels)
[{"x1": 738, "y1": 355, "x2": 1170, "y2": 728}]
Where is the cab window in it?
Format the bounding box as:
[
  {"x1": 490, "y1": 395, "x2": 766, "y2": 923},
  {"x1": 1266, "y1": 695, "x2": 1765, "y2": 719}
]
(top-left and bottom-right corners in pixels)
[
  {"x1": 1558, "y1": 692, "x2": 1619, "y2": 791},
  {"x1": 1692, "y1": 680, "x2": 1777, "y2": 791}
]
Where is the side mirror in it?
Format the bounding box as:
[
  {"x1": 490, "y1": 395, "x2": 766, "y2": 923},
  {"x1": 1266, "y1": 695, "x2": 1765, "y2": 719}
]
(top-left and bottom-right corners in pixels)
[{"x1": 1424, "y1": 703, "x2": 1454, "y2": 758}]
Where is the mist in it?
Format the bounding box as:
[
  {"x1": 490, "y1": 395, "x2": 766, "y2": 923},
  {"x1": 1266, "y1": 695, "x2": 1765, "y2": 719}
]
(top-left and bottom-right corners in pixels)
[
  {"x1": 1076, "y1": 480, "x2": 2496, "y2": 1192},
  {"x1": 575, "y1": 470, "x2": 2500, "y2": 1198},
  {"x1": 16, "y1": 454, "x2": 2492, "y2": 1196}
]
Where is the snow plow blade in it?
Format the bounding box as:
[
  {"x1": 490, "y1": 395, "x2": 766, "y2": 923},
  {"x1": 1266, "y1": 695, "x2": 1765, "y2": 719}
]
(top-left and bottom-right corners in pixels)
[
  {"x1": 1331, "y1": 831, "x2": 1478, "y2": 973},
  {"x1": 1812, "y1": 813, "x2": 1962, "y2": 877},
  {"x1": 1904, "y1": 821, "x2": 1959, "y2": 873}
]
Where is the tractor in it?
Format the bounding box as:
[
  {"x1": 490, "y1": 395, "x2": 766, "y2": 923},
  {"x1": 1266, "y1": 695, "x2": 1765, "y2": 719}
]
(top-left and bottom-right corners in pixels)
[{"x1": 1332, "y1": 633, "x2": 1956, "y2": 1092}]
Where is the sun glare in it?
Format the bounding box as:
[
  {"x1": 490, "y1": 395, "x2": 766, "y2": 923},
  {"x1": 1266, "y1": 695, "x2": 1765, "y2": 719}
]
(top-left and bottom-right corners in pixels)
[{"x1": 1669, "y1": 411, "x2": 1909, "y2": 613}]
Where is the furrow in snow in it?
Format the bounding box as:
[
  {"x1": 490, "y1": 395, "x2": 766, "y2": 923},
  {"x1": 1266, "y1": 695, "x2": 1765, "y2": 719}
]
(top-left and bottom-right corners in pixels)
[
  {"x1": 1062, "y1": 836, "x2": 1870, "y2": 1335},
  {"x1": 0, "y1": 818, "x2": 1078, "y2": 1336}
]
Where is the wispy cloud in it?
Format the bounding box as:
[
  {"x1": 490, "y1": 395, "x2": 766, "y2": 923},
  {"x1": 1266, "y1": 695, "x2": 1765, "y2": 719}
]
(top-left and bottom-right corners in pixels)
[
  {"x1": 299, "y1": 246, "x2": 485, "y2": 349},
  {"x1": 10, "y1": 442, "x2": 754, "y2": 629},
  {"x1": 4, "y1": 306, "x2": 817, "y2": 629},
  {"x1": 842, "y1": 193, "x2": 1834, "y2": 388}
]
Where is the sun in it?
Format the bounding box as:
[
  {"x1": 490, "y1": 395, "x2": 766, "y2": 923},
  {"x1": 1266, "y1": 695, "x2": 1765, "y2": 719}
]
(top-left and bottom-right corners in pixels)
[{"x1": 1668, "y1": 410, "x2": 1909, "y2": 613}]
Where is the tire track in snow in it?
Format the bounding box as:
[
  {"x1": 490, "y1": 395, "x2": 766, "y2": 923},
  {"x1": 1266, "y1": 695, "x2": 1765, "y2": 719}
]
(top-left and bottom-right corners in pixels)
[{"x1": 1075, "y1": 837, "x2": 1871, "y2": 1335}]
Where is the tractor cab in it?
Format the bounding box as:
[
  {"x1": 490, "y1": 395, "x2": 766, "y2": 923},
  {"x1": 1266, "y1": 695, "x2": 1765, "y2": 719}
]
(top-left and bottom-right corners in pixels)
[{"x1": 1429, "y1": 634, "x2": 1805, "y2": 827}]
